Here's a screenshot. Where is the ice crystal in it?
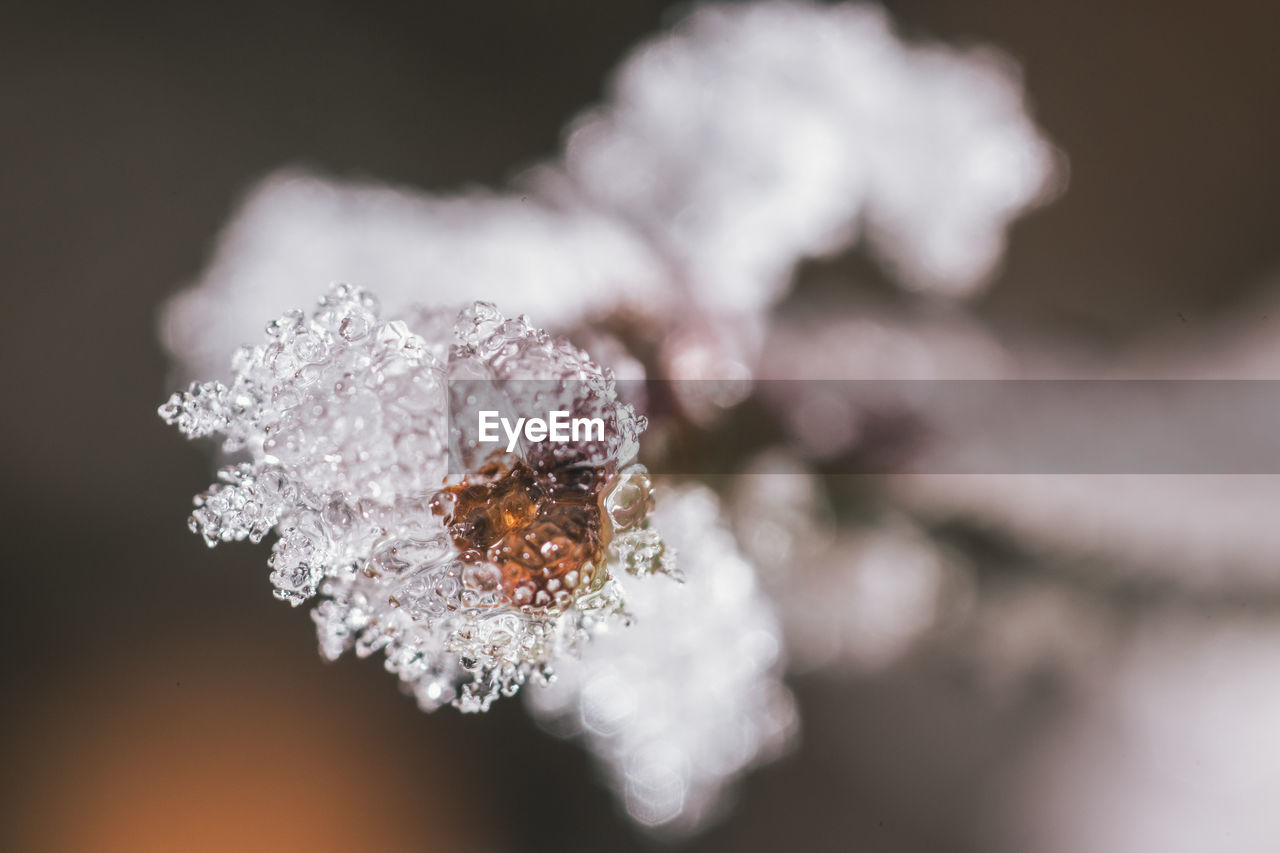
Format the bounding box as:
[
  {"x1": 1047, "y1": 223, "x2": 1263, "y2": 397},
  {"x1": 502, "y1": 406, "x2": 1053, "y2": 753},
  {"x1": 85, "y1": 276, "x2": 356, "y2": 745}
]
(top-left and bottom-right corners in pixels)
[
  {"x1": 526, "y1": 485, "x2": 796, "y2": 834},
  {"x1": 160, "y1": 177, "x2": 669, "y2": 384},
  {"x1": 160, "y1": 284, "x2": 668, "y2": 712},
  {"x1": 560, "y1": 0, "x2": 1059, "y2": 307}
]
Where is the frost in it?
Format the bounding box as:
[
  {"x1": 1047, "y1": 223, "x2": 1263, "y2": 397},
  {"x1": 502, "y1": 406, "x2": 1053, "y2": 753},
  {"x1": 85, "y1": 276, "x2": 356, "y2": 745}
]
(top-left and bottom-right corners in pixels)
[
  {"x1": 560, "y1": 0, "x2": 1059, "y2": 307},
  {"x1": 525, "y1": 485, "x2": 795, "y2": 835},
  {"x1": 159, "y1": 1, "x2": 1058, "y2": 386},
  {"x1": 161, "y1": 284, "x2": 670, "y2": 712}
]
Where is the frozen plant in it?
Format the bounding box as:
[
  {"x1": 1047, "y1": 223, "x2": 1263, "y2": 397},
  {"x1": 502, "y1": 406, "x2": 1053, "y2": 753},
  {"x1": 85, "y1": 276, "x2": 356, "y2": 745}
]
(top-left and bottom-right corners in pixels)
[
  {"x1": 153, "y1": 0, "x2": 1065, "y2": 834},
  {"x1": 159, "y1": 284, "x2": 672, "y2": 712}
]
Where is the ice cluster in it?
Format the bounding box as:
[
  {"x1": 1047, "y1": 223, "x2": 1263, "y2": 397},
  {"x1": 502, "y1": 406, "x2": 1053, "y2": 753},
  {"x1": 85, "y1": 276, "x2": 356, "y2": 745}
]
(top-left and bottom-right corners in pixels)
[
  {"x1": 560, "y1": 0, "x2": 1057, "y2": 309},
  {"x1": 160, "y1": 284, "x2": 670, "y2": 712},
  {"x1": 526, "y1": 485, "x2": 796, "y2": 833},
  {"x1": 160, "y1": 1, "x2": 1057, "y2": 386},
  {"x1": 160, "y1": 183, "x2": 670, "y2": 385}
]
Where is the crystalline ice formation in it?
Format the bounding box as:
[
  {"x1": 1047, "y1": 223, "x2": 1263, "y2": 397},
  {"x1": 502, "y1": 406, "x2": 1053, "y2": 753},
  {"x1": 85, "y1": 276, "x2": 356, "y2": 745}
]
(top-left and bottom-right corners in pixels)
[
  {"x1": 160, "y1": 284, "x2": 670, "y2": 712},
  {"x1": 559, "y1": 0, "x2": 1059, "y2": 308},
  {"x1": 525, "y1": 484, "x2": 796, "y2": 835},
  {"x1": 160, "y1": 176, "x2": 671, "y2": 384},
  {"x1": 160, "y1": 1, "x2": 1057, "y2": 385}
]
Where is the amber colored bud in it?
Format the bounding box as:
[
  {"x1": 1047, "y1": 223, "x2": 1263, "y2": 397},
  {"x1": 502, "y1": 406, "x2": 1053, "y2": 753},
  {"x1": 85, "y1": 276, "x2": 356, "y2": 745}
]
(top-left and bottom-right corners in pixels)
[{"x1": 434, "y1": 460, "x2": 605, "y2": 607}]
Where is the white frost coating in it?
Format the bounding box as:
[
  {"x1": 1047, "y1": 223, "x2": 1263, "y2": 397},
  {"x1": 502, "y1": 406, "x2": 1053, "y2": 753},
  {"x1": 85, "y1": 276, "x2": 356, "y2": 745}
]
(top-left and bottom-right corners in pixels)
[
  {"x1": 161, "y1": 1, "x2": 1057, "y2": 383},
  {"x1": 561, "y1": 0, "x2": 1059, "y2": 309},
  {"x1": 161, "y1": 174, "x2": 670, "y2": 383},
  {"x1": 525, "y1": 485, "x2": 797, "y2": 835},
  {"x1": 160, "y1": 284, "x2": 671, "y2": 713}
]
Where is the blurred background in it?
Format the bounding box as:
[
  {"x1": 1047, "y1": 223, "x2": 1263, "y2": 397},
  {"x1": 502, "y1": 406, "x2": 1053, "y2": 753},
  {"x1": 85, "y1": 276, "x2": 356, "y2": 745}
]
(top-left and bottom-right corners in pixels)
[{"x1": 4, "y1": 1, "x2": 1280, "y2": 851}]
